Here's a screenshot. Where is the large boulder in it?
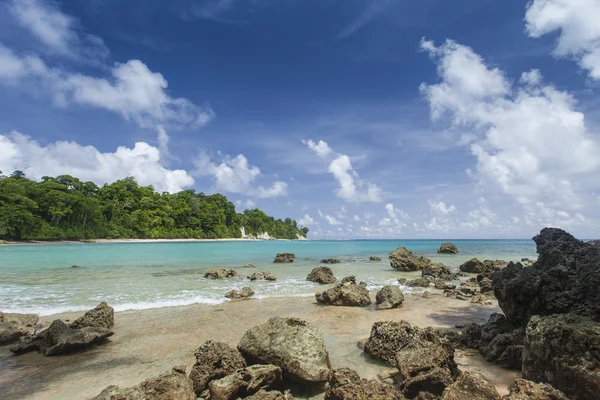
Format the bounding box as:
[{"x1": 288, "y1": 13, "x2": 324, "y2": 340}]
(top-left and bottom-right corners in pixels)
[
  {"x1": 422, "y1": 263, "x2": 458, "y2": 281},
  {"x1": 325, "y1": 368, "x2": 405, "y2": 400},
  {"x1": 306, "y1": 267, "x2": 336, "y2": 284},
  {"x1": 437, "y1": 243, "x2": 459, "y2": 254},
  {"x1": 522, "y1": 313, "x2": 600, "y2": 400},
  {"x1": 208, "y1": 364, "x2": 282, "y2": 400},
  {"x1": 205, "y1": 269, "x2": 240, "y2": 279},
  {"x1": 225, "y1": 287, "x2": 255, "y2": 299},
  {"x1": 441, "y1": 370, "x2": 501, "y2": 400},
  {"x1": 93, "y1": 366, "x2": 195, "y2": 400},
  {"x1": 315, "y1": 276, "x2": 371, "y2": 307},
  {"x1": 273, "y1": 253, "x2": 295, "y2": 263},
  {"x1": 237, "y1": 317, "x2": 331, "y2": 383},
  {"x1": 249, "y1": 272, "x2": 277, "y2": 281},
  {"x1": 10, "y1": 319, "x2": 113, "y2": 356},
  {"x1": 460, "y1": 258, "x2": 507, "y2": 274},
  {"x1": 189, "y1": 340, "x2": 247, "y2": 394},
  {"x1": 502, "y1": 379, "x2": 569, "y2": 400},
  {"x1": 375, "y1": 286, "x2": 404, "y2": 310},
  {"x1": 389, "y1": 247, "x2": 432, "y2": 272},
  {"x1": 70, "y1": 302, "x2": 114, "y2": 329},
  {"x1": 0, "y1": 312, "x2": 38, "y2": 344}
]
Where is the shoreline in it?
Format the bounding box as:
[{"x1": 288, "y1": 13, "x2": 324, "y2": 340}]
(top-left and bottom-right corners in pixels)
[{"x1": 0, "y1": 237, "x2": 306, "y2": 246}]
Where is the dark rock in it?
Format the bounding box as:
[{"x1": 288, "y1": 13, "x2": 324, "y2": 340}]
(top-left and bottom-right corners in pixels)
[
  {"x1": 316, "y1": 276, "x2": 371, "y2": 307},
  {"x1": 189, "y1": 340, "x2": 246, "y2": 394},
  {"x1": 502, "y1": 379, "x2": 569, "y2": 400},
  {"x1": 205, "y1": 269, "x2": 240, "y2": 279},
  {"x1": 93, "y1": 367, "x2": 195, "y2": 400},
  {"x1": 479, "y1": 278, "x2": 493, "y2": 294},
  {"x1": 341, "y1": 275, "x2": 357, "y2": 284},
  {"x1": 10, "y1": 319, "x2": 113, "y2": 356},
  {"x1": 325, "y1": 367, "x2": 405, "y2": 400},
  {"x1": 369, "y1": 256, "x2": 382, "y2": 261},
  {"x1": 208, "y1": 364, "x2": 282, "y2": 400},
  {"x1": 249, "y1": 272, "x2": 277, "y2": 281},
  {"x1": 407, "y1": 277, "x2": 431, "y2": 288},
  {"x1": 437, "y1": 243, "x2": 459, "y2": 254},
  {"x1": 375, "y1": 286, "x2": 405, "y2": 310},
  {"x1": 306, "y1": 267, "x2": 336, "y2": 284},
  {"x1": 273, "y1": 253, "x2": 295, "y2": 263},
  {"x1": 460, "y1": 259, "x2": 507, "y2": 274},
  {"x1": 71, "y1": 265, "x2": 83, "y2": 268},
  {"x1": 237, "y1": 317, "x2": 331, "y2": 383},
  {"x1": 523, "y1": 313, "x2": 600, "y2": 400},
  {"x1": 422, "y1": 263, "x2": 458, "y2": 280},
  {"x1": 225, "y1": 287, "x2": 255, "y2": 299},
  {"x1": 70, "y1": 302, "x2": 114, "y2": 329},
  {"x1": 0, "y1": 312, "x2": 38, "y2": 345},
  {"x1": 441, "y1": 370, "x2": 501, "y2": 399},
  {"x1": 389, "y1": 247, "x2": 432, "y2": 272},
  {"x1": 320, "y1": 258, "x2": 341, "y2": 264}
]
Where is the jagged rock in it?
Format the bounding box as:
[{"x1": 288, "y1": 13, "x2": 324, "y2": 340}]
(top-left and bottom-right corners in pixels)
[
  {"x1": 320, "y1": 258, "x2": 341, "y2": 264},
  {"x1": 237, "y1": 317, "x2": 331, "y2": 383},
  {"x1": 502, "y1": 379, "x2": 569, "y2": 400},
  {"x1": 478, "y1": 278, "x2": 493, "y2": 294},
  {"x1": 10, "y1": 319, "x2": 113, "y2": 356},
  {"x1": 249, "y1": 272, "x2": 277, "y2": 281},
  {"x1": 422, "y1": 263, "x2": 458, "y2": 280},
  {"x1": 406, "y1": 277, "x2": 431, "y2": 288},
  {"x1": 375, "y1": 286, "x2": 405, "y2": 310},
  {"x1": 70, "y1": 302, "x2": 114, "y2": 329},
  {"x1": 245, "y1": 264, "x2": 256, "y2": 268},
  {"x1": 370, "y1": 256, "x2": 382, "y2": 261},
  {"x1": 0, "y1": 312, "x2": 38, "y2": 345},
  {"x1": 273, "y1": 253, "x2": 295, "y2": 263},
  {"x1": 225, "y1": 287, "x2": 255, "y2": 299},
  {"x1": 523, "y1": 313, "x2": 600, "y2": 400},
  {"x1": 325, "y1": 367, "x2": 405, "y2": 400},
  {"x1": 93, "y1": 366, "x2": 195, "y2": 400},
  {"x1": 306, "y1": 267, "x2": 336, "y2": 284},
  {"x1": 205, "y1": 269, "x2": 240, "y2": 279},
  {"x1": 437, "y1": 243, "x2": 459, "y2": 254},
  {"x1": 389, "y1": 247, "x2": 432, "y2": 272},
  {"x1": 441, "y1": 370, "x2": 501, "y2": 399},
  {"x1": 245, "y1": 390, "x2": 294, "y2": 400},
  {"x1": 208, "y1": 364, "x2": 282, "y2": 400},
  {"x1": 189, "y1": 340, "x2": 246, "y2": 394},
  {"x1": 459, "y1": 259, "x2": 507, "y2": 274},
  {"x1": 458, "y1": 281, "x2": 479, "y2": 295},
  {"x1": 315, "y1": 276, "x2": 371, "y2": 307}
]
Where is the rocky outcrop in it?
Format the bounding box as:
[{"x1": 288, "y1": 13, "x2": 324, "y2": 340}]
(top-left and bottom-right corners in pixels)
[
  {"x1": 389, "y1": 247, "x2": 432, "y2": 272},
  {"x1": 0, "y1": 312, "x2": 38, "y2": 344},
  {"x1": 70, "y1": 302, "x2": 114, "y2": 329},
  {"x1": 208, "y1": 364, "x2": 282, "y2": 400},
  {"x1": 10, "y1": 319, "x2": 113, "y2": 356},
  {"x1": 325, "y1": 368, "x2": 405, "y2": 400},
  {"x1": 375, "y1": 286, "x2": 404, "y2": 310},
  {"x1": 306, "y1": 267, "x2": 336, "y2": 284},
  {"x1": 205, "y1": 269, "x2": 240, "y2": 279},
  {"x1": 320, "y1": 258, "x2": 341, "y2": 264},
  {"x1": 225, "y1": 287, "x2": 255, "y2": 299},
  {"x1": 315, "y1": 276, "x2": 371, "y2": 307},
  {"x1": 502, "y1": 379, "x2": 569, "y2": 400},
  {"x1": 93, "y1": 366, "x2": 195, "y2": 400},
  {"x1": 441, "y1": 371, "x2": 501, "y2": 400},
  {"x1": 422, "y1": 263, "x2": 458, "y2": 281},
  {"x1": 406, "y1": 277, "x2": 431, "y2": 288},
  {"x1": 249, "y1": 272, "x2": 277, "y2": 281},
  {"x1": 189, "y1": 340, "x2": 247, "y2": 394},
  {"x1": 437, "y1": 243, "x2": 459, "y2": 254},
  {"x1": 273, "y1": 253, "x2": 295, "y2": 263},
  {"x1": 522, "y1": 313, "x2": 600, "y2": 400},
  {"x1": 459, "y1": 258, "x2": 507, "y2": 274},
  {"x1": 369, "y1": 256, "x2": 382, "y2": 261},
  {"x1": 237, "y1": 317, "x2": 331, "y2": 383}
]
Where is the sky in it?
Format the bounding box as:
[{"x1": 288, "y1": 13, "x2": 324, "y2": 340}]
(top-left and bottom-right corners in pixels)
[{"x1": 0, "y1": 0, "x2": 599, "y2": 239}]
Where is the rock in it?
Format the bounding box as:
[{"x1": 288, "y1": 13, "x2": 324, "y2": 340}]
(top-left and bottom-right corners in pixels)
[
  {"x1": 422, "y1": 263, "x2": 458, "y2": 280},
  {"x1": 273, "y1": 253, "x2": 295, "y2": 263},
  {"x1": 316, "y1": 276, "x2": 371, "y2": 307},
  {"x1": 189, "y1": 340, "x2": 246, "y2": 394},
  {"x1": 93, "y1": 367, "x2": 195, "y2": 400},
  {"x1": 437, "y1": 243, "x2": 459, "y2": 254},
  {"x1": 245, "y1": 390, "x2": 294, "y2": 400},
  {"x1": 70, "y1": 302, "x2": 114, "y2": 329},
  {"x1": 205, "y1": 269, "x2": 240, "y2": 279},
  {"x1": 10, "y1": 319, "x2": 113, "y2": 356},
  {"x1": 502, "y1": 379, "x2": 569, "y2": 400},
  {"x1": 245, "y1": 264, "x2": 256, "y2": 268},
  {"x1": 0, "y1": 312, "x2": 38, "y2": 345},
  {"x1": 320, "y1": 258, "x2": 341, "y2": 264},
  {"x1": 208, "y1": 364, "x2": 282, "y2": 400},
  {"x1": 369, "y1": 256, "x2": 382, "y2": 261},
  {"x1": 389, "y1": 247, "x2": 432, "y2": 272},
  {"x1": 441, "y1": 370, "x2": 501, "y2": 399},
  {"x1": 71, "y1": 265, "x2": 83, "y2": 268},
  {"x1": 523, "y1": 313, "x2": 600, "y2": 400},
  {"x1": 225, "y1": 287, "x2": 255, "y2": 299},
  {"x1": 470, "y1": 295, "x2": 491, "y2": 305},
  {"x1": 306, "y1": 267, "x2": 337, "y2": 284},
  {"x1": 328, "y1": 367, "x2": 361, "y2": 388},
  {"x1": 460, "y1": 259, "x2": 507, "y2": 274},
  {"x1": 423, "y1": 291, "x2": 432, "y2": 298},
  {"x1": 479, "y1": 278, "x2": 493, "y2": 293},
  {"x1": 459, "y1": 281, "x2": 479, "y2": 295},
  {"x1": 249, "y1": 272, "x2": 277, "y2": 281},
  {"x1": 237, "y1": 317, "x2": 331, "y2": 383},
  {"x1": 375, "y1": 286, "x2": 405, "y2": 310},
  {"x1": 406, "y1": 277, "x2": 431, "y2": 288},
  {"x1": 325, "y1": 367, "x2": 405, "y2": 400}
]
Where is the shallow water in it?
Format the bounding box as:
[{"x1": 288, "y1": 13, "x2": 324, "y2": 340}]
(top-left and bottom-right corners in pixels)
[{"x1": 0, "y1": 239, "x2": 536, "y2": 315}]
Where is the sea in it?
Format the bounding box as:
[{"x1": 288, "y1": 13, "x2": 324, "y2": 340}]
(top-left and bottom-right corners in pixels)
[{"x1": 0, "y1": 239, "x2": 537, "y2": 316}]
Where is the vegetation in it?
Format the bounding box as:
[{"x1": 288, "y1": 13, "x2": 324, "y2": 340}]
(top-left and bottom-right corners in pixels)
[{"x1": 0, "y1": 171, "x2": 308, "y2": 241}]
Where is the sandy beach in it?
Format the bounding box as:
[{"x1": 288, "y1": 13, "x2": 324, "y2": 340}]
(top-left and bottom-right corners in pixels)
[
  {"x1": 0, "y1": 292, "x2": 519, "y2": 400},
  {"x1": 0, "y1": 238, "x2": 297, "y2": 246}
]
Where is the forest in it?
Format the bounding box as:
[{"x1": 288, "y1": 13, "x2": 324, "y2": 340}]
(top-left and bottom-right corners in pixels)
[{"x1": 0, "y1": 171, "x2": 308, "y2": 241}]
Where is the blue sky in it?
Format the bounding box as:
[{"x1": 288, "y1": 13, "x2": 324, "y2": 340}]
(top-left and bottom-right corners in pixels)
[{"x1": 1, "y1": 0, "x2": 599, "y2": 239}]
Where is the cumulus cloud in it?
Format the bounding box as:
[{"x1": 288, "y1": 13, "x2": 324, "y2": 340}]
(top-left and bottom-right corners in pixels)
[
  {"x1": 193, "y1": 153, "x2": 288, "y2": 198},
  {"x1": 0, "y1": 131, "x2": 193, "y2": 193},
  {"x1": 298, "y1": 214, "x2": 316, "y2": 226},
  {"x1": 302, "y1": 139, "x2": 332, "y2": 158},
  {"x1": 428, "y1": 200, "x2": 456, "y2": 215},
  {"x1": 525, "y1": 0, "x2": 600, "y2": 79},
  {"x1": 325, "y1": 215, "x2": 343, "y2": 225}
]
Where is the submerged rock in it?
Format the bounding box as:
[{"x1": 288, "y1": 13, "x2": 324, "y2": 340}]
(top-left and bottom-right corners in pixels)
[
  {"x1": 375, "y1": 286, "x2": 404, "y2": 310},
  {"x1": 441, "y1": 370, "x2": 501, "y2": 400},
  {"x1": 93, "y1": 366, "x2": 195, "y2": 400},
  {"x1": 306, "y1": 267, "x2": 336, "y2": 284},
  {"x1": 70, "y1": 302, "x2": 114, "y2": 329},
  {"x1": 189, "y1": 340, "x2": 246, "y2": 395},
  {"x1": 437, "y1": 243, "x2": 459, "y2": 254},
  {"x1": 503, "y1": 379, "x2": 569, "y2": 400},
  {"x1": 208, "y1": 364, "x2": 282, "y2": 400},
  {"x1": 315, "y1": 276, "x2": 371, "y2": 307},
  {"x1": 320, "y1": 258, "x2": 341, "y2": 264},
  {"x1": 389, "y1": 247, "x2": 432, "y2": 271},
  {"x1": 273, "y1": 253, "x2": 295, "y2": 263},
  {"x1": 369, "y1": 256, "x2": 382, "y2": 261},
  {"x1": 237, "y1": 317, "x2": 331, "y2": 383},
  {"x1": 0, "y1": 312, "x2": 38, "y2": 345},
  {"x1": 249, "y1": 272, "x2": 277, "y2": 281},
  {"x1": 205, "y1": 269, "x2": 240, "y2": 279},
  {"x1": 225, "y1": 287, "x2": 255, "y2": 299},
  {"x1": 325, "y1": 368, "x2": 405, "y2": 400}
]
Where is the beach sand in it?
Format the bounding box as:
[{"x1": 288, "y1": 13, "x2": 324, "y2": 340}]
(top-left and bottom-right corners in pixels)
[{"x1": 0, "y1": 293, "x2": 519, "y2": 400}]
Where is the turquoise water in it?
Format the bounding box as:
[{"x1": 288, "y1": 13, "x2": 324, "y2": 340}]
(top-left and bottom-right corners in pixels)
[{"x1": 0, "y1": 240, "x2": 536, "y2": 315}]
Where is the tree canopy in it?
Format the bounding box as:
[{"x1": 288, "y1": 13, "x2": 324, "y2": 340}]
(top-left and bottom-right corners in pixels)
[{"x1": 0, "y1": 171, "x2": 308, "y2": 241}]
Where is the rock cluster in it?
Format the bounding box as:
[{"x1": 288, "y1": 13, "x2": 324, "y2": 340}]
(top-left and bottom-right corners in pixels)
[
  {"x1": 208, "y1": 364, "x2": 283, "y2": 400},
  {"x1": 319, "y1": 258, "x2": 341, "y2": 264},
  {"x1": 225, "y1": 287, "x2": 255, "y2": 299},
  {"x1": 437, "y1": 242, "x2": 459, "y2": 254},
  {"x1": 0, "y1": 312, "x2": 38, "y2": 344},
  {"x1": 205, "y1": 269, "x2": 240, "y2": 279},
  {"x1": 422, "y1": 263, "x2": 458, "y2": 281},
  {"x1": 273, "y1": 253, "x2": 295, "y2": 263},
  {"x1": 249, "y1": 272, "x2": 277, "y2": 281},
  {"x1": 459, "y1": 258, "x2": 507, "y2": 274},
  {"x1": 315, "y1": 276, "x2": 371, "y2": 307},
  {"x1": 375, "y1": 286, "x2": 404, "y2": 310},
  {"x1": 306, "y1": 267, "x2": 336, "y2": 284},
  {"x1": 325, "y1": 368, "x2": 404, "y2": 400},
  {"x1": 189, "y1": 340, "x2": 247, "y2": 394},
  {"x1": 389, "y1": 247, "x2": 432, "y2": 271}
]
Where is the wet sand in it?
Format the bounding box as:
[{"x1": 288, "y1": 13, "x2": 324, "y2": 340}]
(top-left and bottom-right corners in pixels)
[{"x1": 0, "y1": 293, "x2": 519, "y2": 400}]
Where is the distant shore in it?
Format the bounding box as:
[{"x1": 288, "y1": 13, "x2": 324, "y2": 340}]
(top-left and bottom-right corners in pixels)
[{"x1": 0, "y1": 237, "x2": 308, "y2": 246}]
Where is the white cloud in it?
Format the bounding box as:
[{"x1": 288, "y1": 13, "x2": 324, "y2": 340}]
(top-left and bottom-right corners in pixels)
[
  {"x1": 244, "y1": 199, "x2": 256, "y2": 209},
  {"x1": 325, "y1": 215, "x2": 343, "y2": 225},
  {"x1": 353, "y1": 214, "x2": 360, "y2": 221},
  {"x1": 193, "y1": 153, "x2": 287, "y2": 198},
  {"x1": 302, "y1": 139, "x2": 332, "y2": 158},
  {"x1": 0, "y1": 131, "x2": 193, "y2": 193},
  {"x1": 318, "y1": 209, "x2": 324, "y2": 218},
  {"x1": 525, "y1": 0, "x2": 600, "y2": 79},
  {"x1": 298, "y1": 214, "x2": 316, "y2": 226},
  {"x1": 385, "y1": 203, "x2": 409, "y2": 220},
  {"x1": 428, "y1": 200, "x2": 456, "y2": 215}
]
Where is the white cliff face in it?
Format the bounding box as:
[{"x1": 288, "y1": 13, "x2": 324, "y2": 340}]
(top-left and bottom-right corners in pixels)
[
  {"x1": 239, "y1": 227, "x2": 273, "y2": 240},
  {"x1": 240, "y1": 226, "x2": 247, "y2": 238}
]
